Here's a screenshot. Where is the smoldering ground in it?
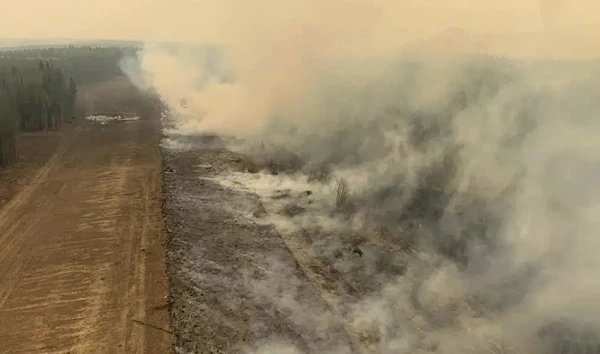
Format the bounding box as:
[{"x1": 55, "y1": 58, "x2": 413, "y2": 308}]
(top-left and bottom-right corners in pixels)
[
  {"x1": 121, "y1": 1, "x2": 600, "y2": 353},
  {"x1": 195, "y1": 58, "x2": 600, "y2": 353}
]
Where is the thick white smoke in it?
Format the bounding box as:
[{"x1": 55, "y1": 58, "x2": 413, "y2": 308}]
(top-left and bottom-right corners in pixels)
[
  {"x1": 120, "y1": 1, "x2": 600, "y2": 352},
  {"x1": 201, "y1": 59, "x2": 600, "y2": 352}
]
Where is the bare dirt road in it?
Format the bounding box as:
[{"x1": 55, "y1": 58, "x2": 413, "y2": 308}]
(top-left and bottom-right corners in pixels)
[{"x1": 0, "y1": 117, "x2": 171, "y2": 353}]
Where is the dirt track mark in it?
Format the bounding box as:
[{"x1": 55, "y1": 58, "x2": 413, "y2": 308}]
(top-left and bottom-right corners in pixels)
[
  {"x1": 0, "y1": 118, "x2": 170, "y2": 354},
  {"x1": 0, "y1": 125, "x2": 82, "y2": 311}
]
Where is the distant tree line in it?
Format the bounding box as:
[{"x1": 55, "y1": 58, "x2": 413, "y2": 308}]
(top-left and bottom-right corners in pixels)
[
  {"x1": 0, "y1": 59, "x2": 77, "y2": 167},
  {"x1": 0, "y1": 45, "x2": 151, "y2": 168},
  {"x1": 0, "y1": 46, "x2": 139, "y2": 86}
]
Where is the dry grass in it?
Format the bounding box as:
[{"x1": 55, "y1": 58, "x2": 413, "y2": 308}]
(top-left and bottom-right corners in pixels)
[{"x1": 335, "y1": 177, "x2": 350, "y2": 210}]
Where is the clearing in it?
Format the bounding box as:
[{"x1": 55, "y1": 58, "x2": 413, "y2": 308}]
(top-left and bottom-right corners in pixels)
[{"x1": 0, "y1": 116, "x2": 171, "y2": 353}]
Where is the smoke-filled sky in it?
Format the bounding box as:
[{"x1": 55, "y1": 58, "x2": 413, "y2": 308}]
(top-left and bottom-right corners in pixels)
[
  {"x1": 4, "y1": 1, "x2": 600, "y2": 58},
  {"x1": 3, "y1": 0, "x2": 544, "y2": 41},
  {"x1": 0, "y1": 0, "x2": 588, "y2": 41}
]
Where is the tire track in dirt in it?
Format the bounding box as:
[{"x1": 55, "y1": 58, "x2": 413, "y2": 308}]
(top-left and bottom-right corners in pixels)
[
  {"x1": 0, "y1": 118, "x2": 170, "y2": 354},
  {"x1": 0, "y1": 124, "x2": 81, "y2": 311}
]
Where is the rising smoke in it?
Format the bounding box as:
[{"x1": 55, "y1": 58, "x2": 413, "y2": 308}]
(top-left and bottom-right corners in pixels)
[{"x1": 121, "y1": 1, "x2": 600, "y2": 352}]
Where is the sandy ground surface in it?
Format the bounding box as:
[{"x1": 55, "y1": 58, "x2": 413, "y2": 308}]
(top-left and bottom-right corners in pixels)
[
  {"x1": 0, "y1": 131, "x2": 66, "y2": 207},
  {"x1": 0, "y1": 117, "x2": 171, "y2": 353}
]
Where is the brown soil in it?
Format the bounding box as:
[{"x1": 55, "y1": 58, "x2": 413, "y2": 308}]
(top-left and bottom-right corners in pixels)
[
  {"x1": 0, "y1": 117, "x2": 171, "y2": 353},
  {"x1": 0, "y1": 130, "x2": 66, "y2": 208}
]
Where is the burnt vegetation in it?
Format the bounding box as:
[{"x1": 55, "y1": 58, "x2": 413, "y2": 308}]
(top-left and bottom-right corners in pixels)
[{"x1": 229, "y1": 56, "x2": 600, "y2": 352}]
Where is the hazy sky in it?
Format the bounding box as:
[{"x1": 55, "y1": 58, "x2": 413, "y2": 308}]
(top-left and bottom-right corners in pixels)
[
  {"x1": 1, "y1": 0, "x2": 545, "y2": 41},
  {"x1": 2, "y1": 1, "x2": 599, "y2": 59}
]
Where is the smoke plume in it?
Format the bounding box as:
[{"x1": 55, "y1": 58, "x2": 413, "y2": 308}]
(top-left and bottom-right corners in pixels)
[{"x1": 121, "y1": 1, "x2": 600, "y2": 352}]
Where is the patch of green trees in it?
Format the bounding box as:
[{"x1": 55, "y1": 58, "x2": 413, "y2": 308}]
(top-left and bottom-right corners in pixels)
[
  {"x1": 0, "y1": 60, "x2": 77, "y2": 167},
  {"x1": 0, "y1": 45, "x2": 138, "y2": 86},
  {"x1": 0, "y1": 45, "x2": 144, "y2": 168}
]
